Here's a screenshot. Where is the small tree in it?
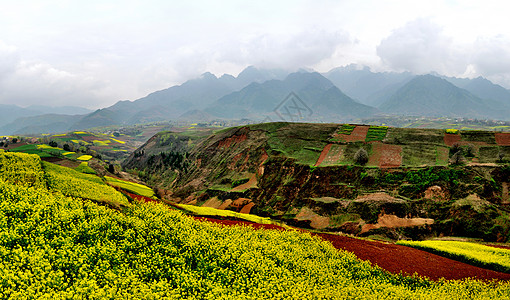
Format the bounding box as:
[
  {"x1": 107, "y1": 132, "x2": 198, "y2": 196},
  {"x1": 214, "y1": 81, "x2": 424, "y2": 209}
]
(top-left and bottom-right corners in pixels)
[
  {"x1": 498, "y1": 152, "x2": 505, "y2": 163},
  {"x1": 354, "y1": 148, "x2": 369, "y2": 165},
  {"x1": 450, "y1": 151, "x2": 465, "y2": 165},
  {"x1": 450, "y1": 143, "x2": 462, "y2": 155},
  {"x1": 63, "y1": 144, "x2": 71, "y2": 151},
  {"x1": 49, "y1": 141, "x2": 58, "y2": 147},
  {"x1": 465, "y1": 144, "x2": 475, "y2": 157}
]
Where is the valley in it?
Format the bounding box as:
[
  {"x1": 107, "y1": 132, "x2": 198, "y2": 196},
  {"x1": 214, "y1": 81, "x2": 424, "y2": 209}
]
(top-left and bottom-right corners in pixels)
[{"x1": 2, "y1": 121, "x2": 510, "y2": 298}]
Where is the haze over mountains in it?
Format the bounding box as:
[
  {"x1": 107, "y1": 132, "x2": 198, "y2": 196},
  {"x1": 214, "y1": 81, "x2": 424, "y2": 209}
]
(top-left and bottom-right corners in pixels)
[{"x1": 2, "y1": 65, "x2": 510, "y2": 135}]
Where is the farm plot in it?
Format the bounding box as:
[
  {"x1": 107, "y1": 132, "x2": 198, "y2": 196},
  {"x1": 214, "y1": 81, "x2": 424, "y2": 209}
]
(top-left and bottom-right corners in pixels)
[
  {"x1": 367, "y1": 142, "x2": 402, "y2": 168},
  {"x1": 43, "y1": 162, "x2": 129, "y2": 206},
  {"x1": 316, "y1": 144, "x2": 345, "y2": 166},
  {"x1": 496, "y1": 133, "x2": 510, "y2": 146},
  {"x1": 401, "y1": 144, "x2": 438, "y2": 166},
  {"x1": 332, "y1": 125, "x2": 369, "y2": 142},
  {"x1": 105, "y1": 175, "x2": 156, "y2": 198},
  {"x1": 444, "y1": 133, "x2": 461, "y2": 146},
  {"x1": 365, "y1": 126, "x2": 388, "y2": 142},
  {"x1": 385, "y1": 128, "x2": 446, "y2": 144},
  {"x1": 435, "y1": 146, "x2": 449, "y2": 165}
]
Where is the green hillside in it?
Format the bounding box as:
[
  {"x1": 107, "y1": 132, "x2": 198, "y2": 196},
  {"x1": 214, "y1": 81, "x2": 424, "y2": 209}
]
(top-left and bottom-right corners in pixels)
[{"x1": 123, "y1": 123, "x2": 510, "y2": 241}]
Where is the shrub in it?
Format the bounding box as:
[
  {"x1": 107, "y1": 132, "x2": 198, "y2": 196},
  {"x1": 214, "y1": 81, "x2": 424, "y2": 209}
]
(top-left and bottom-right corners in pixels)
[
  {"x1": 465, "y1": 144, "x2": 475, "y2": 157},
  {"x1": 354, "y1": 148, "x2": 369, "y2": 165},
  {"x1": 449, "y1": 152, "x2": 465, "y2": 165},
  {"x1": 450, "y1": 143, "x2": 462, "y2": 155},
  {"x1": 498, "y1": 152, "x2": 505, "y2": 163}
]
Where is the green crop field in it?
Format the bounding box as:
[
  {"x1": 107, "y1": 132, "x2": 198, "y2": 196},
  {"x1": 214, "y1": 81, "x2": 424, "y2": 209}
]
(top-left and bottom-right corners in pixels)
[
  {"x1": 338, "y1": 124, "x2": 356, "y2": 135},
  {"x1": 75, "y1": 162, "x2": 96, "y2": 174},
  {"x1": 104, "y1": 175, "x2": 155, "y2": 198},
  {"x1": 397, "y1": 240, "x2": 510, "y2": 273},
  {"x1": 366, "y1": 126, "x2": 388, "y2": 142}
]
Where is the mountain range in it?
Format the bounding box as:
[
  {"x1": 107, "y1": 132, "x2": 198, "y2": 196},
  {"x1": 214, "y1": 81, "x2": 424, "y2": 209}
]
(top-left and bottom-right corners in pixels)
[{"x1": 2, "y1": 65, "x2": 510, "y2": 135}]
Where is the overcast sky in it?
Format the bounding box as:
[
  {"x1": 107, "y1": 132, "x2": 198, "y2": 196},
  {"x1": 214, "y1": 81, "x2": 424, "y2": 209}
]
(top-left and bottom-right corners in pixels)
[{"x1": 1, "y1": 0, "x2": 510, "y2": 109}]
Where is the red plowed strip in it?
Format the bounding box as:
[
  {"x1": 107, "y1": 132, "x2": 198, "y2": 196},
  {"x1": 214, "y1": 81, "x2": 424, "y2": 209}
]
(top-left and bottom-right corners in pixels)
[
  {"x1": 194, "y1": 217, "x2": 286, "y2": 231},
  {"x1": 496, "y1": 133, "x2": 510, "y2": 146},
  {"x1": 126, "y1": 192, "x2": 160, "y2": 205},
  {"x1": 315, "y1": 233, "x2": 510, "y2": 281},
  {"x1": 315, "y1": 144, "x2": 333, "y2": 166},
  {"x1": 194, "y1": 217, "x2": 510, "y2": 281}
]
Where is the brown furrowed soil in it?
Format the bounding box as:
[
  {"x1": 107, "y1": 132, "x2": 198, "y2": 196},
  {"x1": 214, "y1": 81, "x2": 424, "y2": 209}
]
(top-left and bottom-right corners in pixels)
[
  {"x1": 317, "y1": 233, "x2": 510, "y2": 281},
  {"x1": 335, "y1": 125, "x2": 369, "y2": 142},
  {"x1": 315, "y1": 144, "x2": 333, "y2": 166},
  {"x1": 194, "y1": 217, "x2": 510, "y2": 281},
  {"x1": 444, "y1": 134, "x2": 461, "y2": 146},
  {"x1": 193, "y1": 217, "x2": 287, "y2": 230},
  {"x1": 367, "y1": 142, "x2": 402, "y2": 168},
  {"x1": 126, "y1": 192, "x2": 161, "y2": 205},
  {"x1": 496, "y1": 133, "x2": 510, "y2": 146}
]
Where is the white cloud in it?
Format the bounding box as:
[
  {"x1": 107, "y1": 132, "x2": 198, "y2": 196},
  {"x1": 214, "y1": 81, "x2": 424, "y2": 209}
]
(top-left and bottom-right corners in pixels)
[
  {"x1": 0, "y1": 41, "x2": 108, "y2": 108},
  {"x1": 376, "y1": 18, "x2": 468, "y2": 76},
  {"x1": 470, "y1": 35, "x2": 510, "y2": 88},
  {"x1": 218, "y1": 29, "x2": 353, "y2": 70}
]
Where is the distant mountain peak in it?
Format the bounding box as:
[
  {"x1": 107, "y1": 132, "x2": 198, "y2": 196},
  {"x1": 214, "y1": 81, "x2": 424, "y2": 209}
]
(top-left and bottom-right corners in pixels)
[{"x1": 200, "y1": 72, "x2": 217, "y2": 79}]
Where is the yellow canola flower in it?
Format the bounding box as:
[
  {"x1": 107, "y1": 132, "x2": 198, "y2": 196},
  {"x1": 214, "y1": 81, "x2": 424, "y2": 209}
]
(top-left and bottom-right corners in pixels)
[
  {"x1": 77, "y1": 155, "x2": 92, "y2": 161},
  {"x1": 110, "y1": 138, "x2": 125, "y2": 144}
]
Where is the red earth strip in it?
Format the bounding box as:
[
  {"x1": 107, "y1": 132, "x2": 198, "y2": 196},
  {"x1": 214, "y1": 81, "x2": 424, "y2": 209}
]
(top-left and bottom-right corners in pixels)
[
  {"x1": 314, "y1": 144, "x2": 333, "y2": 167},
  {"x1": 132, "y1": 195, "x2": 510, "y2": 281},
  {"x1": 194, "y1": 217, "x2": 510, "y2": 281}
]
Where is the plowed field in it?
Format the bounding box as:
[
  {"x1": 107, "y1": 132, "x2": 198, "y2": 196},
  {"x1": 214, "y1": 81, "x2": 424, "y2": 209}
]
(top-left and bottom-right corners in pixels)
[{"x1": 195, "y1": 217, "x2": 510, "y2": 281}]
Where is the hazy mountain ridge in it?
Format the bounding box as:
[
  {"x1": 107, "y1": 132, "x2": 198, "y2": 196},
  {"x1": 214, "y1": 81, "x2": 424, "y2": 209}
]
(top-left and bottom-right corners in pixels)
[
  {"x1": 206, "y1": 71, "x2": 376, "y2": 121},
  {"x1": 3, "y1": 65, "x2": 510, "y2": 135},
  {"x1": 379, "y1": 75, "x2": 509, "y2": 119}
]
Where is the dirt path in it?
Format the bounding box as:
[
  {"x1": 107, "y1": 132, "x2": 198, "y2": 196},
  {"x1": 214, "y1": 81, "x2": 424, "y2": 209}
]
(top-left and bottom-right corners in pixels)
[{"x1": 317, "y1": 233, "x2": 510, "y2": 281}]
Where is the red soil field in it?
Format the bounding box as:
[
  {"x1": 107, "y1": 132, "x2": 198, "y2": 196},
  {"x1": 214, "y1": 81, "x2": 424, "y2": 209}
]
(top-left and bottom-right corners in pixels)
[
  {"x1": 194, "y1": 217, "x2": 286, "y2": 231},
  {"x1": 314, "y1": 144, "x2": 333, "y2": 166},
  {"x1": 444, "y1": 134, "x2": 461, "y2": 146},
  {"x1": 496, "y1": 133, "x2": 510, "y2": 146},
  {"x1": 316, "y1": 233, "x2": 510, "y2": 281},
  {"x1": 335, "y1": 126, "x2": 369, "y2": 142},
  {"x1": 368, "y1": 143, "x2": 402, "y2": 168},
  {"x1": 195, "y1": 217, "x2": 510, "y2": 281},
  {"x1": 126, "y1": 192, "x2": 160, "y2": 205}
]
